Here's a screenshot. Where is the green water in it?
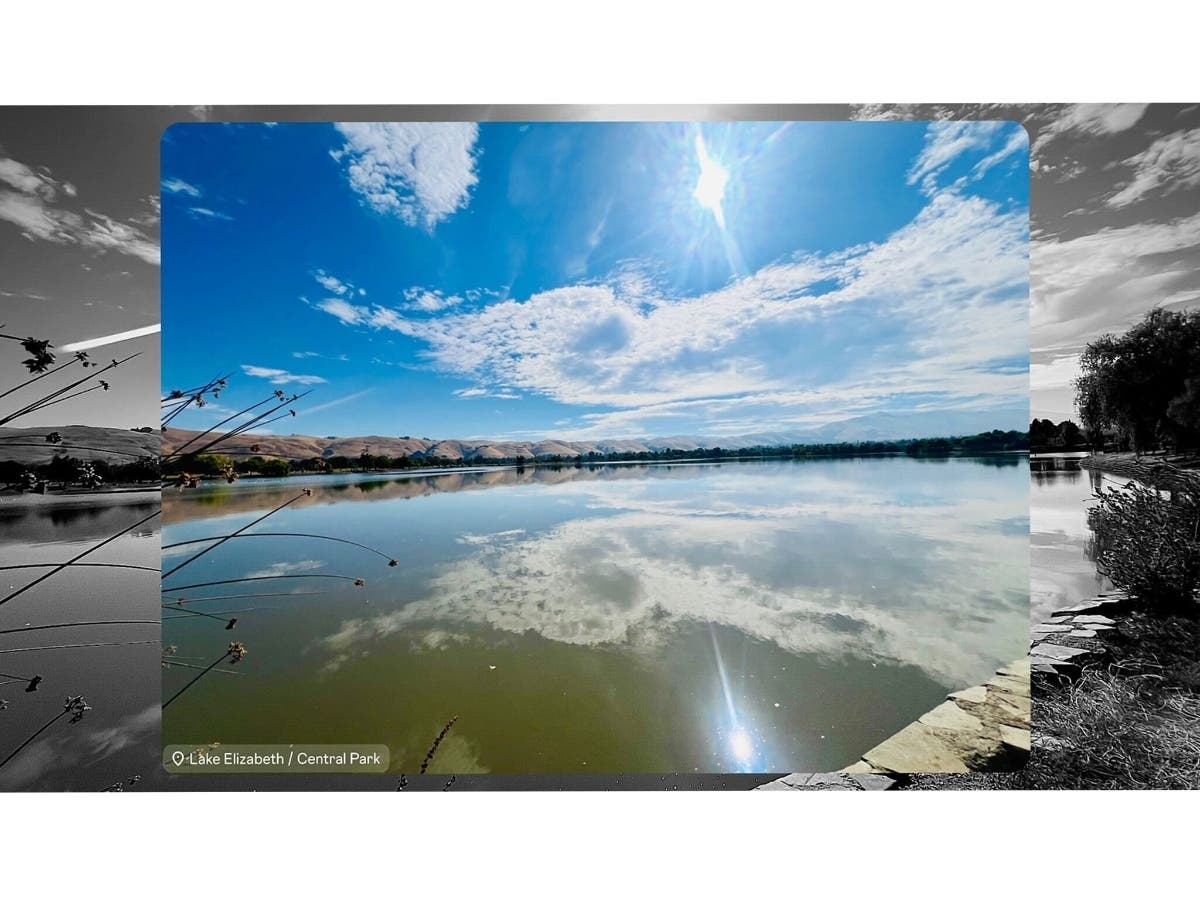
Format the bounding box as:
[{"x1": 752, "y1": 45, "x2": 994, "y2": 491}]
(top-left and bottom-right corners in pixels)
[{"x1": 161, "y1": 456, "x2": 1029, "y2": 774}]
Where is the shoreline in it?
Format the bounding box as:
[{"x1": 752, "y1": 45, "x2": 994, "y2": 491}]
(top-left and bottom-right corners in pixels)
[
  {"x1": 0, "y1": 485, "x2": 159, "y2": 509},
  {"x1": 172, "y1": 449, "x2": 1030, "y2": 487}
]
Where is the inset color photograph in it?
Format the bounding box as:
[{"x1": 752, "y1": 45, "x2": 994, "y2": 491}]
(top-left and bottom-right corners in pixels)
[{"x1": 159, "y1": 120, "x2": 1030, "y2": 774}]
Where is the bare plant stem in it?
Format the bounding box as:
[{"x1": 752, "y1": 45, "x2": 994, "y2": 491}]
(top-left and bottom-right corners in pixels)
[
  {"x1": 161, "y1": 574, "x2": 363, "y2": 593},
  {"x1": 0, "y1": 509, "x2": 161, "y2": 609},
  {"x1": 0, "y1": 352, "x2": 140, "y2": 426},
  {"x1": 0, "y1": 706, "x2": 71, "y2": 770},
  {"x1": 161, "y1": 492, "x2": 311, "y2": 581},
  {"x1": 0, "y1": 357, "x2": 80, "y2": 403},
  {"x1": 0, "y1": 640, "x2": 159, "y2": 655},
  {"x1": 0, "y1": 621, "x2": 158, "y2": 637},
  {"x1": 163, "y1": 532, "x2": 398, "y2": 564},
  {"x1": 0, "y1": 442, "x2": 153, "y2": 459},
  {"x1": 420, "y1": 716, "x2": 459, "y2": 775},
  {"x1": 161, "y1": 590, "x2": 322, "y2": 606},
  {"x1": 162, "y1": 649, "x2": 233, "y2": 709}
]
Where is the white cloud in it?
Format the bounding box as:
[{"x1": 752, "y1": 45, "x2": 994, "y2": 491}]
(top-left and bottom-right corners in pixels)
[
  {"x1": 332, "y1": 122, "x2": 480, "y2": 229},
  {"x1": 1107, "y1": 128, "x2": 1200, "y2": 208},
  {"x1": 907, "y1": 121, "x2": 1026, "y2": 195},
  {"x1": 314, "y1": 269, "x2": 356, "y2": 296},
  {"x1": 162, "y1": 177, "x2": 201, "y2": 197},
  {"x1": 0, "y1": 152, "x2": 160, "y2": 265},
  {"x1": 0, "y1": 156, "x2": 58, "y2": 197},
  {"x1": 319, "y1": 468, "x2": 1028, "y2": 689},
  {"x1": 188, "y1": 206, "x2": 233, "y2": 221},
  {"x1": 1031, "y1": 209, "x2": 1200, "y2": 353},
  {"x1": 403, "y1": 286, "x2": 464, "y2": 312},
  {"x1": 307, "y1": 190, "x2": 1026, "y2": 436},
  {"x1": 240, "y1": 364, "x2": 328, "y2": 386},
  {"x1": 1029, "y1": 103, "x2": 1149, "y2": 171},
  {"x1": 246, "y1": 559, "x2": 324, "y2": 579}
]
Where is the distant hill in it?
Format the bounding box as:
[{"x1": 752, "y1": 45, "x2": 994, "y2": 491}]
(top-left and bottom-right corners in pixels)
[
  {"x1": 0, "y1": 425, "x2": 160, "y2": 465},
  {"x1": 160, "y1": 408, "x2": 1028, "y2": 463}
]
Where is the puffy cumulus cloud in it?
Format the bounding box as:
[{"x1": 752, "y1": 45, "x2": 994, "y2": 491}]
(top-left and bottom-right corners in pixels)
[
  {"x1": 0, "y1": 151, "x2": 160, "y2": 265},
  {"x1": 240, "y1": 364, "x2": 328, "y2": 386},
  {"x1": 418, "y1": 191, "x2": 1027, "y2": 413},
  {"x1": 1107, "y1": 127, "x2": 1200, "y2": 209},
  {"x1": 332, "y1": 122, "x2": 480, "y2": 229},
  {"x1": 307, "y1": 190, "x2": 1027, "y2": 435},
  {"x1": 317, "y1": 464, "x2": 1028, "y2": 688}
]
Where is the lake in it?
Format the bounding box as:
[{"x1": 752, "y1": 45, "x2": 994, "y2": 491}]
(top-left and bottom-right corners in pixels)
[
  {"x1": 1029, "y1": 453, "x2": 1130, "y2": 623},
  {"x1": 0, "y1": 492, "x2": 160, "y2": 791},
  {"x1": 161, "y1": 456, "x2": 1029, "y2": 775}
]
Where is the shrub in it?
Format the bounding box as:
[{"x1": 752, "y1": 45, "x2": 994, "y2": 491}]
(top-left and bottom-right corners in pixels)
[{"x1": 1088, "y1": 482, "x2": 1200, "y2": 611}]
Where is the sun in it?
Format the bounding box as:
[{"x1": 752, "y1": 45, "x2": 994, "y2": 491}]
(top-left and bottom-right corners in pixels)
[{"x1": 692, "y1": 134, "x2": 729, "y2": 229}]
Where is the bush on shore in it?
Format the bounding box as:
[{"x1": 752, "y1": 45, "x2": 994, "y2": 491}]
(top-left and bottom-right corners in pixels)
[{"x1": 1088, "y1": 482, "x2": 1200, "y2": 612}]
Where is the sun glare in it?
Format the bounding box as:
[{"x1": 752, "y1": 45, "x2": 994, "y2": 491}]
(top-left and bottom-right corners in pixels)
[
  {"x1": 729, "y1": 728, "x2": 754, "y2": 764},
  {"x1": 692, "y1": 134, "x2": 729, "y2": 229}
]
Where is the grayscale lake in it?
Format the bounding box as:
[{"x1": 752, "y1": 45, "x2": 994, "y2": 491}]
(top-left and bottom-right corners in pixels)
[
  {"x1": 1030, "y1": 453, "x2": 1131, "y2": 622},
  {"x1": 0, "y1": 492, "x2": 160, "y2": 791},
  {"x1": 161, "y1": 456, "x2": 1029, "y2": 774}
]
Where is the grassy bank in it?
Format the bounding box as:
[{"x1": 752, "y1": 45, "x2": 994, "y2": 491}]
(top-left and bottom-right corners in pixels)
[{"x1": 904, "y1": 610, "x2": 1200, "y2": 790}]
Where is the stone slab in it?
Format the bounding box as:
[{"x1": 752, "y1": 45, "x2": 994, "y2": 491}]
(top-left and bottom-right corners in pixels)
[
  {"x1": 1035, "y1": 643, "x2": 1090, "y2": 661},
  {"x1": 754, "y1": 780, "x2": 797, "y2": 791},
  {"x1": 948, "y1": 685, "x2": 988, "y2": 704},
  {"x1": 997, "y1": 658, "x2": 1031, "y2": 679},
  {"x1": 862, "y1": 721, "x2": 971, "y2": 773},
  {"x1": 1072, "y1": 615, "x2": 1117, "y2": 626},
  {"x1": 1069, "y1": 629, "x2": 1098, "y2": 638},
  {"x1": 987, "y1": 673, "x2": 1030, "y2": 696},
  {"x1": 841, "y1": 760, "x2": 875, "y2": 774},
  {"x1": 1050, "y1": 598, "x2": 1121, "y2": 616},
  {"x1": 998, "y1": 725, "x2": 1031, "y2": 754},
  {"x1": 846, "y1": 773, "x2": 900, "y2": 791},
  {"x1": 1031, "y1": 623, "x2": 1073, "y2": 633},
  {"x1": 919, "y1": 700, "x2": 986, "y2": 733}
]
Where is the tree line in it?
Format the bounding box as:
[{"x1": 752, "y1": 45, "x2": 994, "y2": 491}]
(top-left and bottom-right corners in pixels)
[
  {"x1": 158, "y1": 429, "x2": 1029, "y2": 481},
  {"x1": 0, "y1": 454, "x2": 160, "y2": 490}
]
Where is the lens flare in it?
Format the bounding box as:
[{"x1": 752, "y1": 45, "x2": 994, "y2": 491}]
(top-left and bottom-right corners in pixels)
[{"x1": 692, "y1": 135, "x2": 729, "y2": 229}]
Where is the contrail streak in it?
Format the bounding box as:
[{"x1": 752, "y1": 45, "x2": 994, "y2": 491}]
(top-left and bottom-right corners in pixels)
[{"x1": 60, "y1": 323, "x2": 160, "y2": 352}]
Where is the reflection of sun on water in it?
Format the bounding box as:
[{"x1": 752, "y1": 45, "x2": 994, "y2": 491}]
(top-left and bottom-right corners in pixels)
[{"x1": 729, "y1": 728, "x2": 754, "y2": 764}]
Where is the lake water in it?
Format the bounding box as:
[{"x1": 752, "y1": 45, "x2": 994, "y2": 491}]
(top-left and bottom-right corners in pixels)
[
  {"x1": 161, "y1": 456, "x2": 1029, "y2": 775},
  {"x1": 0, "y1": 492, "x2": 160, "y2": 791},
  {"x1": 1029, "y1": 453, "x2": 1129, "y2": 623}
]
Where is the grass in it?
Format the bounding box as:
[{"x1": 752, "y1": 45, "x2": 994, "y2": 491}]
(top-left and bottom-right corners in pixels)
[{"x1": 903, "y1": 610, "x2": 1200, "y2": 790}]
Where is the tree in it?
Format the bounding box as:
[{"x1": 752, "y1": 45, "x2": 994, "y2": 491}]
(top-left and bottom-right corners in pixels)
[{"x1": 1075, "y1": 308, "x2": 1200, "y2": 453}]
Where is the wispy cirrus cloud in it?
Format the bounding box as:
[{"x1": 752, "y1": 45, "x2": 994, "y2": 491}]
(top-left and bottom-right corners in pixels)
[
  {"x1": 331, "y1": 122, "x2": 480, "y2": 230},
  {"x1": 241, "y1": 364, "x2": 328, "y2": 386},
  {"x1": 1107, "y1": 127, "x2": 1200, "y2": 209},
  {"x1": 162, "y1": 176, "x2": 201, "y2": 197},
  {"x1": 1029, "y1": 103, "x2": 1149, "y2": 175},
  {"x1": 907, "y1": 121, "x2": 1027, "y2": 195},
  {"x1": 187, "y1": 206, "x2": 233, "y2": 221}
]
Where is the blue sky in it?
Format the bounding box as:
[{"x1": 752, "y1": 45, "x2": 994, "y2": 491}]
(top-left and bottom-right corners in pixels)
[{"x1": 161, "y1": 120, "x2": 1029, "y2": 441}]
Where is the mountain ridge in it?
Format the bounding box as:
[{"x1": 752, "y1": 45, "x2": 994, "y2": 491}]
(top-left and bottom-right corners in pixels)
[{"x1": 159, "y1": 409, "x2": 1027, "y2": 462}]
